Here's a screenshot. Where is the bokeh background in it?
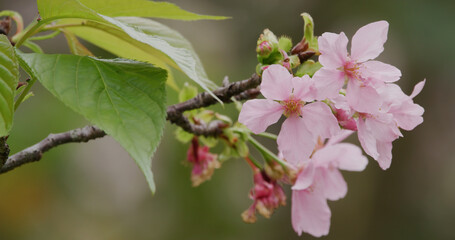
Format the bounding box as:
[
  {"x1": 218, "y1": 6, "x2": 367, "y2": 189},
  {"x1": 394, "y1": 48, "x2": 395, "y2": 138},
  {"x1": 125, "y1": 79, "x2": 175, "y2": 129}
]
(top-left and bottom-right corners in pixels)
[{"x1": 1, "y1": 0, "x2": 454, "y2": 239}]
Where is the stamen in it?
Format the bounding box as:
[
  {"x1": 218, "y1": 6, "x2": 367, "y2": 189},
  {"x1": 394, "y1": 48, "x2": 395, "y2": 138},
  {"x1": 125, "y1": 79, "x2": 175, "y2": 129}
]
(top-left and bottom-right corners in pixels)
[{"x1": 282, "y1": 96, "x2": 305, "y2": 117}]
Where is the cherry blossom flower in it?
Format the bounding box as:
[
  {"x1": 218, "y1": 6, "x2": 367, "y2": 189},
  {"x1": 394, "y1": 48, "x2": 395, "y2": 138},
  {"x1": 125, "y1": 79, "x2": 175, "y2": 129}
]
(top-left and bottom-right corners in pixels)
[
  {"x1": 238, "y1": 64, "x2": 339, "y2": 165},
  {"x1": 313, "y1": 21, "x2": 401, "y2": 113},
  {"x1": 187, "y1": 137, "x2": 221, "y2": 187},
  {"x1": 378, "y1": 80, "x2": 425, "y2": 131},
  {"x1": 290, "y1": 131, "x2": 368, "y2": 236},
  {"x1": 357, "y1": 80, "x2": 425, "y2": 169}
]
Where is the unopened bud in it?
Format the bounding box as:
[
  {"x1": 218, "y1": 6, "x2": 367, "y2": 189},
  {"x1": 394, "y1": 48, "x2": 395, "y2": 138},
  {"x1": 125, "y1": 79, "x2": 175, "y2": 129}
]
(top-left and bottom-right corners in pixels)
[
  {"x1": 297, "y1": 51, "x2": 316, "y2": 63},
  {"x1": 256, "y1": 41, "x2": 273, "y2": 58},
  {"x1": 256, "y1": 29, "x2": 279, "y2": 58},
  {"x1": 336, "y1": 108, "x2": 358, "y2": 131},
  {"x1": 291, "y1": 38, "x2": 316, "y2": 63},
  {"x1": 291, "y1": 38, "x2": 309, "y2": 55}
]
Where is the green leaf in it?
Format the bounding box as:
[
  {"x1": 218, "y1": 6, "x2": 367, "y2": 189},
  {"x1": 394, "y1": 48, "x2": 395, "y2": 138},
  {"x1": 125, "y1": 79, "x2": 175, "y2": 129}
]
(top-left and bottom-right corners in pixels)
[
  {"x1": 301, "y1": 13, "x2": 318, "y2": 51},
  {"x1": 38, "y1": 0, "x2": 227, "y2": 21},
  {"x1": 62, "y1": 17, "x2": 215, "y2": 93},
  {"x1": 56, "y1": 19, "x2": 179, "y2": 90},
  {"x1": 37, "y1": 0, "x2": 220, "y2": 93},
  {"x1": 37, "y1": 0, "x2": 105, "y2": 22},
  {"x1": 0, "y1": 35, "x2": 19, "y2": 136},
  {"x1": 101, "y1": 16, "x2": 217, "y2": 93},
  {"x1": 17, "y1": 52, "x2": 167, "y2": 193},
  {"x1": 295, "y1": 60, "x2": 322, "y2": 77}
]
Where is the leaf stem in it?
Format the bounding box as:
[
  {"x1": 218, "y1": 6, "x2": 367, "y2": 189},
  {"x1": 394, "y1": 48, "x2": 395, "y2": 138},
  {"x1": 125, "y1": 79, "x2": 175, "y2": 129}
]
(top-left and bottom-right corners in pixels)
[
  {"x1": 255, "y1": 132, "x2": 278, "y2": 140},
  {"x1": 42, "y1": 23, "x2": 86, "y2": 31},
  {"x1": 247, "y1": 135, "x2": 288, "y2": 169},
  {"x1": 28, "y1": 30, "x2": 61, "y2": 41},
  {"x1": 14, "y1": 16, "x2": 68, "y2": 47}
]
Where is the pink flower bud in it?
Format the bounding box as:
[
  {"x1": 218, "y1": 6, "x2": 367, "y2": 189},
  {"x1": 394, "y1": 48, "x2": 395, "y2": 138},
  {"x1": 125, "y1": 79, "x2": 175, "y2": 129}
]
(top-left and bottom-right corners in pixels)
[
  {"x1": 256, "y1": 41, "x2": 273, "y2": 58},
  {"x1": 335, "y1": 108, "x2": 358, "y2": 131}
]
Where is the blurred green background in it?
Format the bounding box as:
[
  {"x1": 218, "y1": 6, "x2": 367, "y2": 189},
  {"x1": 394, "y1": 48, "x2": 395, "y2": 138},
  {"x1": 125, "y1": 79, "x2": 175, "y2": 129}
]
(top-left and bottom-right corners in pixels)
[{"x1": 1, "y1": 0, "x2": 454, "y2": 239}]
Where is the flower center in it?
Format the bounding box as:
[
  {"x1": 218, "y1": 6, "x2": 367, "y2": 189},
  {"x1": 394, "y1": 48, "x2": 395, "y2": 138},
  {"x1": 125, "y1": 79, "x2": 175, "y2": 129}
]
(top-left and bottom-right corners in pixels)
[
  {"x1": 343, "y1": 60, "x2": 360, "y2": 79},
  {"x1": 282, "y1": 96, "x2": 304, "y2": 117}
]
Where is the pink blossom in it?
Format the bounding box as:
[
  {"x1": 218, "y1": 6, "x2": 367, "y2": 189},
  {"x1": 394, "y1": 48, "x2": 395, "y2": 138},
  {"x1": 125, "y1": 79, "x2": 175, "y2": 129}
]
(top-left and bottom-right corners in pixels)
[
  {"x1": 378, "y1": 80, "x2": 425, "y2": 131},
  {"x1": 242, "y1": 171, "x2": 286, "y2": 223},
  {"x1": 290, "y1": 131, "x2": 368, "y2": 236},
  {"x1": 357, "y1": 80, "x2": 424, "y2": 170},
  {"x1": 313, "y1": 21, "x2": 401, "y2": 113},
  {"x1": 239, "y1": 65, "x2": 340, "y2": 165},
  {"x1": 187, "y1": 137, "x2": 221, "y2": 187}
]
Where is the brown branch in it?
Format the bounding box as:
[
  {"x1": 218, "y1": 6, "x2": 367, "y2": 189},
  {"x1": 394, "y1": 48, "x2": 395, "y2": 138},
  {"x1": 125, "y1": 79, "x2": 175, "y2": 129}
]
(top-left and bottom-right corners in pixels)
[
  {"x1": 0, "y1": 137, "x2": 10, "y2": 167},
  {"x1": 0, "y1": 126, "x2": 106, "y2": 173},
  {"x1": 166, "y1": 73, "x2": 260, "y2": 136},
  {"x1": 0, "y1": 74, "x2": 261, "y2": 174}
]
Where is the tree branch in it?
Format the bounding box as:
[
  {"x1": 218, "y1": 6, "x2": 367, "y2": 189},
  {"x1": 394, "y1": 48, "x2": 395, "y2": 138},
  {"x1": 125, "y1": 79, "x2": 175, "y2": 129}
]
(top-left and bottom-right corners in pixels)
[
  {"x1": 0, "y1": 74, "x2": 261, "y2": 174},
  {"x1": 0, "y1": 126, "x2": 106, "y2": 173}
]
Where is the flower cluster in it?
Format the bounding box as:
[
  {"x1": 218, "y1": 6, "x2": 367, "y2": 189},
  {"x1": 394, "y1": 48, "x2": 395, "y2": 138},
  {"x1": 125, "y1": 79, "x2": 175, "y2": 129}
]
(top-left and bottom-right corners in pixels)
[{"x1": 238, "y1": 20, "x2": 424, "y2": 237}]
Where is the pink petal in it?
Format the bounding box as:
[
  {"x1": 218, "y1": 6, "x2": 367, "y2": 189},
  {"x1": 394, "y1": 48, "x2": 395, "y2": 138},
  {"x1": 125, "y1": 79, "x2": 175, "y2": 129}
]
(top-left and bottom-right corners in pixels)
[
  {"x1": 320, "y1": 168, "x2": 347, "y2": 201},
  {"x1": 318, "y1": 32, "x2": 349, "y2": 69},
  {"x1": 377, "y1": 83, "x2": 408, "y2": 111},
  {"x1": 277, "y1": 116, "x2": 315, "y2": 165},
  {"x1": 351, "y1": 21, "x2": 389, "y2": 62},
  {"x1": 238, "y1": 99, "x2": 283, "y2": 134},
  {"x1": 313, "y1": 67, "x2": 345, "y2": 100},
  {"x1": 376, "y1": 140, "x2": 393, "y2": 170},
  {"x1": 327, "y1": 130, "x2": 354, "y2": 146},
  {"x1": 365, "y1": 115, "x2": 401, "y2": 142},
  {"x1": 410, "y1": 79, "x2": 426, "y2": 99},
  {"x1": 292, "y1": 186, "x2": 331, "y2": 237},
  {"x1": 292, "y1": 75, "x2": 317, "y2": 102},
  {"x1": 357, "y1": 118, "x2": 379, "y2": 159},
  {"x1": 292, "y1": 162, "x2": 315, "y2": 190},
  {"x1": 361, "y1": 60, "x2": 401, "y2": 83},
  {"x1": 301, "y1": 102, "x2": 340, "y2": 139},
  {"x1": 390, "y1": 101, "x2": 424, "y2": 131},
  {"x1": 314, "y1": 143, "x2": 368, "y2": 172},
  {"x1": 335, "y1": 144, "x2": 369, "y2": 171},
  {"x1": 260, "y1": 64, "x2": 293, "y2": 100},
  {"x1": 347, "y1": 79, "x2": 382, "y2": 113}
]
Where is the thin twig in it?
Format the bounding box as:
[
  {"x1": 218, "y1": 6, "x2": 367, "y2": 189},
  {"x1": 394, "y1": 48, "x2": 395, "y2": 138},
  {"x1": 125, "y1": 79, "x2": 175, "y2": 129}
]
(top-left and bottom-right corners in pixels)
[{"x1": 0, "y1": 126, "x2": 106, "y2": 173}]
